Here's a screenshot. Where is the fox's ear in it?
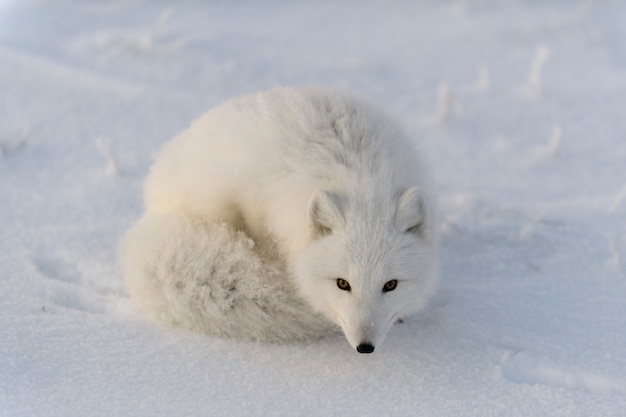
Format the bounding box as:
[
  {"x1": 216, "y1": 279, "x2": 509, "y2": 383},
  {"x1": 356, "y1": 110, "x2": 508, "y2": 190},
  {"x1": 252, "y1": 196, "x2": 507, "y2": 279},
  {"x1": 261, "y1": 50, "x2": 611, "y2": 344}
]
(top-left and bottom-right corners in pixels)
[
  {"x1": 396, "y1": 187, "x2": 429, "y2": 237},
  {"x1": 307, "y1": 190, "x2": 345, "y2": 236}
]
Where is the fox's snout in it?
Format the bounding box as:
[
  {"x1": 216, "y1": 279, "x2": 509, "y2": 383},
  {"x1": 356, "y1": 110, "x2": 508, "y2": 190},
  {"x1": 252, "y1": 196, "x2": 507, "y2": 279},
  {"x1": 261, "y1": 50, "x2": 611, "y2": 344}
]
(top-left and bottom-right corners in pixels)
[{"x1": 338, "y1": 311, "x2": 393, "y2": 354}]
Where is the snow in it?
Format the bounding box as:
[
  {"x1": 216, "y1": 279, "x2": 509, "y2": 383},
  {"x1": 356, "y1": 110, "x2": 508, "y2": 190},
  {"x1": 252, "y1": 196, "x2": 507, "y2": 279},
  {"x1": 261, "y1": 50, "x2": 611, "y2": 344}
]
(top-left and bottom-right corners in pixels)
[{"x1": 1, "y1": 1, "x2": 626, "y2": 416}]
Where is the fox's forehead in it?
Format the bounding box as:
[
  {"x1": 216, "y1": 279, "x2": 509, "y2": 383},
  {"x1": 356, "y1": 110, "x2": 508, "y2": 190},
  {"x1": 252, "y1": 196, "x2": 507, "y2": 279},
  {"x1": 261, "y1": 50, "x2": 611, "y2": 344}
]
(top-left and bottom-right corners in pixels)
[{"x1": 344, "y1": 230, "x2": 398, "y2": 277}]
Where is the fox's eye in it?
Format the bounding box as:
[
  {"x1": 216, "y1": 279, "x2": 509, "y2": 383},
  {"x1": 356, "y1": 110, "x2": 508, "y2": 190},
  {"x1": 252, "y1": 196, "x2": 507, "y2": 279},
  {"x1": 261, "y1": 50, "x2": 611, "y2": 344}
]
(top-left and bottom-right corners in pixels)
[
  {"x1": 336, "y1": 278, "x2": 351, "y2": 292},
  {"x1": 382, "y1": 279, "x2": 398, "y2": 293}
]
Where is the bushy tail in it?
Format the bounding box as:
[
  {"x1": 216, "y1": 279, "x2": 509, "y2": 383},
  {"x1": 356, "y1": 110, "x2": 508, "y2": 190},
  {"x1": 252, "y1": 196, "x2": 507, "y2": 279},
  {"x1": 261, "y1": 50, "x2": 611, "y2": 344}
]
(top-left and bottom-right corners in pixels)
[{"x1": 120, "y1": 214, "x2": 335, "y2": 342}]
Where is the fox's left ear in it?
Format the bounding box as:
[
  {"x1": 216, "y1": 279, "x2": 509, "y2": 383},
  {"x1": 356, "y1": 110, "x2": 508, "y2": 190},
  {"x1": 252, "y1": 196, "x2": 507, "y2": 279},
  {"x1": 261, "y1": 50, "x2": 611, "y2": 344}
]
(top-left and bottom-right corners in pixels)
[{"x1": 395, "y1": 187, "x2": 429, "y2": 238}]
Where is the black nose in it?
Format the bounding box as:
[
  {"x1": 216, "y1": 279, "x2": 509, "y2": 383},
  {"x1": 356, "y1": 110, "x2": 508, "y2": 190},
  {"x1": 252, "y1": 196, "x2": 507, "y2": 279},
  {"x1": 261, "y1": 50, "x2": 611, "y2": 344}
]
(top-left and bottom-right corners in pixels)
[{"x1": 356, "y1": 343, "x2": 375, "y2": 354}]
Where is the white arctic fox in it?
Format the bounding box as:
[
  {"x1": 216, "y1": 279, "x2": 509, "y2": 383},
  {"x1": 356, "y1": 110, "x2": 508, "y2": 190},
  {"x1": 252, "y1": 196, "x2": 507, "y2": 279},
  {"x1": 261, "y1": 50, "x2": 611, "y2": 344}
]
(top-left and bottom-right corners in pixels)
[{"x1": 121, "y1": 87, "x2": 438, "y2": 353}]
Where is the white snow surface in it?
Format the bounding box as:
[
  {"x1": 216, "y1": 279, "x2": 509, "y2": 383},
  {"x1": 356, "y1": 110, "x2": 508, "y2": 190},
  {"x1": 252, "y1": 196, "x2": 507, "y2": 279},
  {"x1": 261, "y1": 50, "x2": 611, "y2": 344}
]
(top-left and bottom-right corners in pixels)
[{"x1": 2, "y1": 1, "x2": 626, "y2": 416}]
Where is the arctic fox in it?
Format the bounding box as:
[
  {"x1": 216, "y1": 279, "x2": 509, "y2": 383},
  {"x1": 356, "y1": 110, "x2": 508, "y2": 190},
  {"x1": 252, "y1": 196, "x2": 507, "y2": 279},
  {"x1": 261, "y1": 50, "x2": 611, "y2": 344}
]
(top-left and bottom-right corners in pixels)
[{"x1": 121, "y1": 87, "x2": 438, "y2": 353}]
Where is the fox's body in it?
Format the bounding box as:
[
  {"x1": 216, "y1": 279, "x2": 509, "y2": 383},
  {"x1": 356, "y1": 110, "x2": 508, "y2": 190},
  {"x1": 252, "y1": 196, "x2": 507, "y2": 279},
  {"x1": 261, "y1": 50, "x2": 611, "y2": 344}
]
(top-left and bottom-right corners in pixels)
[{"x1": 122, "y1": 87, "x2": 438, "y2": 353}]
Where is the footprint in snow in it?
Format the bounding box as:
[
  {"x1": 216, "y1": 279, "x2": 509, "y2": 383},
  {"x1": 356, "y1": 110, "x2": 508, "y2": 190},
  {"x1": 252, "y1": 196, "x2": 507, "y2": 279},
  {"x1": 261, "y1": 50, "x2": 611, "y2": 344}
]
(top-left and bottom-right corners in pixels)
[
  {"x1": 32, "y1": 254, "x2": 106, "y2": 314},
  {"x1": 499, "y1": 351, "x2": 626, "y2": 396},
  {"x1": 0, "y1": 126, "x2": 30, "y2": 158},
  {"x1": 33, "y1": 255, "x2": 82, "y2": 284}
]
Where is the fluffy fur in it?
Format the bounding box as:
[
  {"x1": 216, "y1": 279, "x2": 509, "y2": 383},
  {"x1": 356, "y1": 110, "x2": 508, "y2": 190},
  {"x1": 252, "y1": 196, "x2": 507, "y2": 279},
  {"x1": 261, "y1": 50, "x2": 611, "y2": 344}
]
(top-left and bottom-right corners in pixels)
[{"x1": 121, "y1": 87, "x2": 438, "y2": 352}]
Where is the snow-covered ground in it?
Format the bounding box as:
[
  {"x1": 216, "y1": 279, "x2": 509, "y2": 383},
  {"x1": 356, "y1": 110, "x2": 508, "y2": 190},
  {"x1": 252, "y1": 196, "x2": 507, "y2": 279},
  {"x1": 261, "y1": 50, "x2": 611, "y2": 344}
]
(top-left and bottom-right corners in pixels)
[{"x1": 2, "y1": 1, "x2": 626, "y2": 416}]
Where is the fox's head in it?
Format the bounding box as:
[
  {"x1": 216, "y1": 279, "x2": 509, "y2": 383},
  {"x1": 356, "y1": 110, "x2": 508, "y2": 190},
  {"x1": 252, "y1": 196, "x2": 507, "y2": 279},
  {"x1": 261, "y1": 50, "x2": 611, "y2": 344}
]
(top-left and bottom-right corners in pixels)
[{"x1": 294, "y1": 186, "x2": 438, "y2": 354}]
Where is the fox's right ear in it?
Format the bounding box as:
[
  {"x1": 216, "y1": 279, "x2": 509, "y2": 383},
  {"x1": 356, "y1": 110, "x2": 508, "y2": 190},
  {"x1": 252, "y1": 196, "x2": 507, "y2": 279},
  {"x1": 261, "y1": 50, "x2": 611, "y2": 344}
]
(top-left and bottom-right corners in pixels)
[
  {"x1": 395, "y1": 186, "x2": 429, "y2": 238},
  {"x1": 307, "y1": 190, "x2": 345, "y2": 236}
]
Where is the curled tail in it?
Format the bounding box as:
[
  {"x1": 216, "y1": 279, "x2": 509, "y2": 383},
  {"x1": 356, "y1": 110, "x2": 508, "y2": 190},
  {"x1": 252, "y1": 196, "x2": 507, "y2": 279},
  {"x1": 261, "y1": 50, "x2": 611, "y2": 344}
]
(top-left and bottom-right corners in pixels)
[{"x1": 120, "y1": 214, "x2": 335, "y2": 341}]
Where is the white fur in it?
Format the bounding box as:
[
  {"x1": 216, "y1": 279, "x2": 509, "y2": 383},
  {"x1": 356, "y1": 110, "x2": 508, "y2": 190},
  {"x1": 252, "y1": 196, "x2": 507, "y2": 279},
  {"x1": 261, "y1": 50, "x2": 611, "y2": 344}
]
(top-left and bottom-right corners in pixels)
[{"x1": 122, "y1": 87, "x2": 438, "y2": 352}]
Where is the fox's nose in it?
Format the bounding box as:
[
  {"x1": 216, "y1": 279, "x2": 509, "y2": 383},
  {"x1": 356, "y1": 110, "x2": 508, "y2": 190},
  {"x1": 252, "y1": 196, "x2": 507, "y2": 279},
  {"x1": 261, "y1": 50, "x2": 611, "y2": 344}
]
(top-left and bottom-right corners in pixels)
[{"x1": 356, "y1": 343, "x2": 375, "y2": 354}]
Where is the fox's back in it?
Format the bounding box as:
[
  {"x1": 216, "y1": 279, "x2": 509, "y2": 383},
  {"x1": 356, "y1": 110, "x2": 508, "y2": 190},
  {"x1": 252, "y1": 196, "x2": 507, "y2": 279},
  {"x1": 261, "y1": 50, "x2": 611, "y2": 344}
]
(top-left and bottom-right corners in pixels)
[{"x1": 144, "y1": 88, "x2": 430, "y2": 251}]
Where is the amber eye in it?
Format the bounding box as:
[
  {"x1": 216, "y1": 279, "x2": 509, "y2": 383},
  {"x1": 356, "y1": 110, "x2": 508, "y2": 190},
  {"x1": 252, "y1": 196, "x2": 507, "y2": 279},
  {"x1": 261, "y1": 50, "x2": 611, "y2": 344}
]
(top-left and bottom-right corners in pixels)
[
  {"x1": 382, "y1": 280, "x2": 398, "y2": 293},
  {"x1": 336, "y1": 278, "x2": 351, "y2": 292}
]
